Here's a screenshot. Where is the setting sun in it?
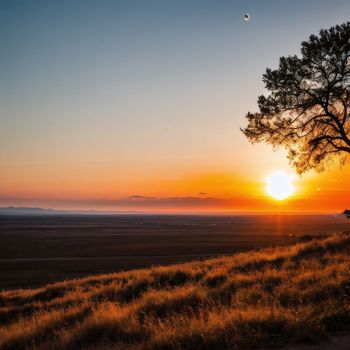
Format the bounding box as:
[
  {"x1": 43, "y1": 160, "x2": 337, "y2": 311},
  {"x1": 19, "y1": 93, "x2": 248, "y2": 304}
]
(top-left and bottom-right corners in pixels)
[
  {"x1": 1, "y1": 4, "x2": 350, "y2": 350},
  {"x1": 266, "y1": 171, "x2": 294, "y2": 200}
]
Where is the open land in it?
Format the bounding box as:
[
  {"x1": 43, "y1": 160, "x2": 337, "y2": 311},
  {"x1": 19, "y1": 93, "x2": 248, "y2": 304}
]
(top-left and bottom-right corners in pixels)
[
  {"x1": 0, "y1": 214, "x2": 349, "y2": 290},
  {"x1": 1, "y1": 231, "x2": 350, "y2": 349}
]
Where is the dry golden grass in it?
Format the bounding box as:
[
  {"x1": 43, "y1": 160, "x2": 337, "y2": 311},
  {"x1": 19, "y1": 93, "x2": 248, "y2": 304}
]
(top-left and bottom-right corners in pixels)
[{"x1": 1, "y1": 232, "x2": 350, "y2": 349}]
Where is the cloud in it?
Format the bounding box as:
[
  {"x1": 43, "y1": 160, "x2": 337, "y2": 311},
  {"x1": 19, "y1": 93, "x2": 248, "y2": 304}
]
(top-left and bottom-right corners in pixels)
[
  {"x1": 0, "y1": 195, "x2": 236, "y2": 211},
  {"x1": 1, "y1": 189, "x2": 349, "y2": 212}
]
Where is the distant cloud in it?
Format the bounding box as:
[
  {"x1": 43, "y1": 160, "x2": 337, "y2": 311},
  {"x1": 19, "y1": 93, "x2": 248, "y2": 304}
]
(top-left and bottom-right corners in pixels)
[
  {"x1": 126, "y1": 195, "x2": 157, "y2": 200},
  {"x1": 1, "y1": 189, "x2": 350, "y2": 212},
  {"x1": 0, "y1": 195, "x2": 234, "y2": 211}
]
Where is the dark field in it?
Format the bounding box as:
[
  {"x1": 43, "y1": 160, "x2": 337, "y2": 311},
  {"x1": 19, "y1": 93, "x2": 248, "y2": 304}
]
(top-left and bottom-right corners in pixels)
[{"x1": 0, "y1": 214, "x2": 349, "y2": 290}]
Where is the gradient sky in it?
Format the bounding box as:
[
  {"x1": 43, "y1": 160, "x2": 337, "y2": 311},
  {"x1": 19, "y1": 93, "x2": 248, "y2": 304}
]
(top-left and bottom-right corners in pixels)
[{"x1": 1, "y1": 0, "x2": 350, "y2": 212}]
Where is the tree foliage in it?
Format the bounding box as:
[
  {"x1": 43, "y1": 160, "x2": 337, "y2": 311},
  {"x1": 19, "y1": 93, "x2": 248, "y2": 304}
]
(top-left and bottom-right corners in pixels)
[{"x1": 242, "y1": 22, "x2": 350, "y2": 174}]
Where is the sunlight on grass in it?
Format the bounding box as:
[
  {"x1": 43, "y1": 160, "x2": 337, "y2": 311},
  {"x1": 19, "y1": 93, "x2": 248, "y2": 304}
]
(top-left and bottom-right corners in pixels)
[{"x1": 0, "y1": 232, "x2": 350, "y2": 349}]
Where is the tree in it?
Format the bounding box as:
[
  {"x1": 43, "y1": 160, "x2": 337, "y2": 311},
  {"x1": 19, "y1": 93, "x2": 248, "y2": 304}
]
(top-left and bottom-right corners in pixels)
[
  {"x1": 344, "y1": 209, "x2": 350, "y2": 219},
  {"x1": 241, "y1": 22, "x2": 350, "y2": 174}
]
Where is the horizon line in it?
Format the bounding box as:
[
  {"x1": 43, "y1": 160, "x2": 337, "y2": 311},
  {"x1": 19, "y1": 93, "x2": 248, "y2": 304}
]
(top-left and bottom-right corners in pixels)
[{"x1": 0, "y1": 206, "x2": 345, "y2": 216}]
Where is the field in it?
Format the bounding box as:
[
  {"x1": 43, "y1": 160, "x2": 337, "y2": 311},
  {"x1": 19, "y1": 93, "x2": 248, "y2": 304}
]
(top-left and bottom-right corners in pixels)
[
  {"x1": 1, "y1": 231, "x2": 350, "y2": 349},
  {"x1": 1, "y1": 214, "x2": 349, "y2": 289}
]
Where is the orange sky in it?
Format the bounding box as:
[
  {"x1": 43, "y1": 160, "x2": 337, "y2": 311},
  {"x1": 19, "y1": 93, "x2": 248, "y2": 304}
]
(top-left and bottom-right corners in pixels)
[
  {"x1": 1, "y1": 143, "x2": 349, "y2": 213},
  {"x1": 2, "y1": 1, "x2": 349, "y2": 213}
]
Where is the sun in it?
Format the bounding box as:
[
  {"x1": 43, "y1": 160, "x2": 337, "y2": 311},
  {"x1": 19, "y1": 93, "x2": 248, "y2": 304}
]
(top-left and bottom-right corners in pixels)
[{"x1": 266, "y1": 171, "x2": 294, "y2": 200}]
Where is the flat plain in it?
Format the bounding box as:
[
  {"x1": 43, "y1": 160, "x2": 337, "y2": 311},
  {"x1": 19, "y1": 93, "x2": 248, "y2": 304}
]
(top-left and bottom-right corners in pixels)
[
  {"x1": 0, "y1": 214, "x2": 349, "y2": 290},
  {"x1": 1, "y1": 232, "x2": 350, "y2": 350}
]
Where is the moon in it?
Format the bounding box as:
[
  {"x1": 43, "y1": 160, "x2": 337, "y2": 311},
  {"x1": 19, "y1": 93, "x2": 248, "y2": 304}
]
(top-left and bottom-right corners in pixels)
[{"x1": 244, "y1": 14, "x2": 250, "y2": 21}]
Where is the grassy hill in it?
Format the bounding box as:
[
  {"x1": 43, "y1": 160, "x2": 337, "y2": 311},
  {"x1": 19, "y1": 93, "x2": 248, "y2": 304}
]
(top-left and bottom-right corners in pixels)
[{"x1": 1, "y1": 232, "x2": 350, "y2": 350}]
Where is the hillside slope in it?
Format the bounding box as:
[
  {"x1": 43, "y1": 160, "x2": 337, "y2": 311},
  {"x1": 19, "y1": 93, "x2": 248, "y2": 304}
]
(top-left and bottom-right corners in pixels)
[{"x1": 1, "y1": 233, "x2": 350, "y2": 350}]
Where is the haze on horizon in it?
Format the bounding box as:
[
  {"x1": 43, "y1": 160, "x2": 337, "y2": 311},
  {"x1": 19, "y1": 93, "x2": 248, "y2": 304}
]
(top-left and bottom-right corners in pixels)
[{"x1": 1, "y1": 0, "x2": 350, "y2": 213}]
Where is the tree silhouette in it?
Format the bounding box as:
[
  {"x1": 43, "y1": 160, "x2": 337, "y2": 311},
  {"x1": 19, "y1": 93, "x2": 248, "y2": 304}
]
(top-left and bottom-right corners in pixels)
[
  {"x1": 344, "y1": 209, "x2": 350, "y2": 219},
  {"x1": 242, "y1": 22, "x2": 350, "y2": 174}
]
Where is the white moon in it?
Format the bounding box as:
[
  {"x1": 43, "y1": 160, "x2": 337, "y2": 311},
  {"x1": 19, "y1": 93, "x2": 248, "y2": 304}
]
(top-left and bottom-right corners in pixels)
[{"x1": 244, "y1": 14, "x2": 250, "y2": 21}]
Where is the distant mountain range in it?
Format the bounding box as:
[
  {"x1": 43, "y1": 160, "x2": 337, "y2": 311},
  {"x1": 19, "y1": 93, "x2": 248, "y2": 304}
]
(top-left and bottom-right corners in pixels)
[
  {"x1": 0, "y1": 206, "x2": 344, "y2": 216},
  {"x1": 0, "y1": 207, "x2": 137, "y2": 216}
]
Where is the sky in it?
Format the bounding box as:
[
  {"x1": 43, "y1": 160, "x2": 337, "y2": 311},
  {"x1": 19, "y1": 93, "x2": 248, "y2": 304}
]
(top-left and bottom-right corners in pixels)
[{"x1": 1, "y1": 0, "x2": 350, "y2": 213}]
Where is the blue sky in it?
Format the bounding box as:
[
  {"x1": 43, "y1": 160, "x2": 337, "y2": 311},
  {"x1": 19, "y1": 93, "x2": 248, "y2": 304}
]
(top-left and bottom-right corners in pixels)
[{"x1": 1, "y1": 0, "x2": 350, "y2": 211}]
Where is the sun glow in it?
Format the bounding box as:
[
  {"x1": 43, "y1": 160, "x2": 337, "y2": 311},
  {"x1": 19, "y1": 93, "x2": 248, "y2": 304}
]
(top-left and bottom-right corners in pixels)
[{"x1": 266, "y1": 171, "x2": 294, "y2": 200}]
